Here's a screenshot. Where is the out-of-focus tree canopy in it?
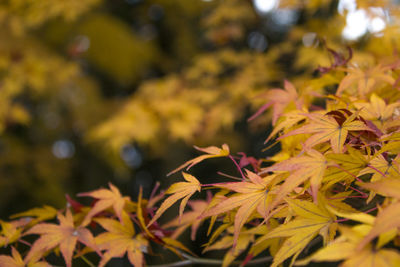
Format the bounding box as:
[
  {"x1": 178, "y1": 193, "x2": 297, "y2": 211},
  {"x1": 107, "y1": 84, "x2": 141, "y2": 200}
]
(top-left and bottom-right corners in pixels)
[{"x1": 0, "y1": 0, "x2": 399, "y2": 218}]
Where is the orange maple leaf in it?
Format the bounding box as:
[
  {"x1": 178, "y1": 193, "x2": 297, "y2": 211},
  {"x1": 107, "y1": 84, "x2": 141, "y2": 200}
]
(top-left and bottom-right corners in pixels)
[
  {"x1": 167, "y1": 144, "x2": 229, "y2": 176},
  {"x1": 297, "y1": 224, "x2": 400, "y2": 266},
  {"x1": 357, "y1": 202, "x2": 400, "y2": 251},
  {"x1": 0, "y1": 246, "x2": 50, "y2": 267},
  {"x1": 336, "y1": 64, "x2": 395, "y2": 97},
  {"x1": 279, "y1": 111, "x2": 370, "y2": 153},
  {"x1": 95, "y1": 211, "x2": 148, "y2": 267},
  {"x1": 199, "y1": 170, "x2": 275, "y2": 245},
  {"x1": 24, "y1": 210, "x2": 98, "y2": 267},
  {"x1": 202, "y1": 229, "x2": 254, "y2": 267},
  {"x1": 78, "y1": 183, "x2": 130, "y2": 226},
  {"x1": 355, "y1": 94, "x2": 399, "y2": 122},
  {"x1": 265, "y1": 109, "x2": 307, "y2": 144},
  {"x1": 248, "y1": 80, "x2": 302, "y2": 125},
  {"x1": 260, "y1": 150, "x2": 330, "y2": 214},
  {"x1": 163, "y1": 199, "x2": 209, "y2": 240},
  {"x1": 147, "y1": 172, "x2": 201, "y2": 226},
  {"x1": 359, "y1": 177, "x2": 400, "y2": 199}
]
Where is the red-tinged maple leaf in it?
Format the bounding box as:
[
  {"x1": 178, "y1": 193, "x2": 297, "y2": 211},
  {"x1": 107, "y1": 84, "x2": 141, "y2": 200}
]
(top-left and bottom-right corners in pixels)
[
  {"x1": 167, "y1": 144, "x2": 229, "y2": 176},
  {"x1": 199, "y1": 170, "x2": 276, "y2": 245},
  {"x1": 147, "y1": 172, "x2": 201, "y2": 227},
  {"x1": 317, "y1": 46, "x2": 352, "y2": 74},
  {"x1": 248, "y1": 80, "x2": 302, "y2": 125},
  {"x1": 65, "y1": 194, "x2": 85, "y2": 213},
  {"x1": 278, "y1": 111, "x2": 370, "y2": 153},
  {"x1": 94, "y1": 211, "x2": 148, "y2": 267},
  {"x1": 237, "y1": 152, "x2": 261, "y2": 171},
  {"x1": 24, "y1": 209, "x2": 98, "y2": 267},
  {"x1": 0, "y1": 246, "x2": 50, "y2": 267},
  {"x1": 78, "y1": 183, "x2": 130, "y2": 226}
]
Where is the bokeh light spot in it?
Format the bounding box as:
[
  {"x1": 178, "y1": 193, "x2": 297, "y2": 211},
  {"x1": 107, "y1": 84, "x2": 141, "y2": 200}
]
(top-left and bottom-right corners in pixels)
[
  {"x1": 52, "y1": 140, "x2": 75, "y2": 159},
  {"x1": 253, "y1": 0, "x2": 279, "y2": 14},
  {"x1": 247, "y1": 31, "x2": 268, "y2": 52},
  {"x1": 120, "y1": 144, "x2": 142, "y2": 168}
]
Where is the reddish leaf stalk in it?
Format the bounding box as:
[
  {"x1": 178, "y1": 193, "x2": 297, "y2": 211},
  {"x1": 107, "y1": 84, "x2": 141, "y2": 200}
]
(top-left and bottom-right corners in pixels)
[{"x1": 228, "y1": 155, "x2": 246, "y2": 180}]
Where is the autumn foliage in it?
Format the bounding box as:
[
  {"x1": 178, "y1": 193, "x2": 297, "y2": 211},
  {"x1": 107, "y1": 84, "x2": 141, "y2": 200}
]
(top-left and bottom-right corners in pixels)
[
  {"x1": 1, "y1": 49, "x2": 400, "y2": 266},
  {"x1": 3, "y1": 0, "x2": 400, "y2": 267}
]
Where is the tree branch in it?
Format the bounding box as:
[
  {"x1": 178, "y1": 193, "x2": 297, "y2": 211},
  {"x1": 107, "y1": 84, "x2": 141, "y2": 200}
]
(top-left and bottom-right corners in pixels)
[{"x1": 147, "y1": 252, "x2": 273, "y2": 267}]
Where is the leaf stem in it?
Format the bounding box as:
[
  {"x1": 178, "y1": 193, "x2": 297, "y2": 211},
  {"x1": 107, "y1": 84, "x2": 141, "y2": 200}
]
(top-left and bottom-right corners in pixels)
[
  {"x1": 339, "y1": 182, "x2": 367, "y2": 197},
  {"x1": 150, "y1": 181, "x2": 161, "y2": 200},
  {"x1": 80, "y1": 255, "x2": 96, "y2": 267},
  {"x1": 327, "y1": 195, "x2": 367, "y2": 199},
  {"x1": 332, "y1": 164, "x2": 363, "y2": 183},
  {"x1": 367, "y1": 164, "x2": 386, "y2": 177},
  {"x1": 217, "y1": 171, "x2": 243, "y2": 181},
  {"x1": 228, "y1": 155, "x2": 246, "y2": 180}
]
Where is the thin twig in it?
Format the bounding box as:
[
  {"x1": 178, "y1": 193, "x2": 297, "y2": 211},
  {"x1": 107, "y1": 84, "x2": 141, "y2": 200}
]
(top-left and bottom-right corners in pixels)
[{"x1": 147, "y1": 252, "x2": 273, "y2": 267}]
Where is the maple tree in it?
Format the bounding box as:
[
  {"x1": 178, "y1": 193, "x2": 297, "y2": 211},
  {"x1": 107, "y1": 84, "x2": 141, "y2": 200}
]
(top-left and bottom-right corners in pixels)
[{"x1": 3, "y1": 0, "x2": 400, "y2": 266}]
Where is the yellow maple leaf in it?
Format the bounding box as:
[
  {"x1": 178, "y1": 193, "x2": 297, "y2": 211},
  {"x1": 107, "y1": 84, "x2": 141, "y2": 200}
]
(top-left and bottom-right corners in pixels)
[
  {"x1": 359, "y1": 177, "x2": 400, "y2": 199},
  {"x1": 147, "y1": 172, "x2": 201, "y2": 226},
  {"x1": 199, "y1": 170, "x2": 275, "y2": 245},
  {"x1": 256, "y1": 197, "x2": 336, "y2": 267},
  {"x1": 202, "y1": 227, "x2": 253, "y2": 267},
  {"x1": 0, "y1": 220, "x2": 29, "y2": 248},
  {"x1": 296, "y1": 224, "x2": 400, "y2": 267},
  {"x1": 10, "y1": 205, "x2": 58, "y2": 225},
  {"x1": 355, "y1": 93, "x2": 399, "y2": 123},
  {"x1": 248, "y1": 80, "x2": 302, "y2": 125},
  {"x1": 78, "y1": 183, "x2": 130, "y2": 226},
  {"x1": 0, "y1": 246, "x2": 50, "y2": 267},
  {"x1": 279, "y1": 111, "x2": 370, "y2": 153},
  {"x1": 336, "y1": 64, "x2": 395, "y2": 98},
  {"x1": 323, "y1": 147, "x2": 369, "y2": 189},
  {"x1": 357, "y1": 202, "x2": 400, "y2": 251},
  {"x1": 95, "y1": 211, "x2": 148, "y2": 267},
  {"x1": 261, "y1": 149, "x2": 330, "y2": 214},
  {"x1": 167, "y1": 144, "x2": 230, "y2": 176},
  {"x1": 163, "y1": 199, "x2": 209, "y2": 240},
  {"x1": 24, "y1": 209, "x2": 98, "y2": 267}
]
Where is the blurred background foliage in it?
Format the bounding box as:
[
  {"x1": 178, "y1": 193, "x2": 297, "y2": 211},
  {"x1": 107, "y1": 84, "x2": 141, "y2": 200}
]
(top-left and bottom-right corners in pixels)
[{"x1": 0, "y1": 0, "x2": 399, "y2": 233}]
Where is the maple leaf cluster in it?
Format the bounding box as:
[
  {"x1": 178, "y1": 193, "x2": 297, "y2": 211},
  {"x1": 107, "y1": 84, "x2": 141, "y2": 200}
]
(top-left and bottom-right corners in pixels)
[
  {"x1": 2, "y1": 53, "x2": 400, "y2": 266},
  {"x1": 3, "y1": 1, "x2": 400, "y2": 265}
]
